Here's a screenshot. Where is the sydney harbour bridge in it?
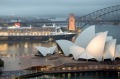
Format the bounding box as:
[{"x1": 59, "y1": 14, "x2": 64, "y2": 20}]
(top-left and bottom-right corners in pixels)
[
  {"x1": 26, "y1": 5, "x2": 120, "y2": 28},
  {"x1": 77, "y1": 5, "x2": 120, "y2": 28},
  {"x1": 27, "y1": 5, "x2": 120, "y2": 28},
  {"x1": 38, "y1": 5, "x2": 120, "y2": 27},
  {"x1": 1, "y1": 5, "x2": 120, "y2": 28}
]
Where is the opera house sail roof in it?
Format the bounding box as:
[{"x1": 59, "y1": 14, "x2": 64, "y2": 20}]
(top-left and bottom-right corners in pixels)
[
  {"x1": 69, "y1": 45, "x2": 94, "y2": 60},
  {"x1": 86, "y1": 32, "x2": 108, "y2": 61},
  {"x1": 56, "y1": 25, "x2": 120, "y2": 61},
  {"x1": 35, "y1": 46, "x2": 56, "y2": 56},
  {"x1": 56, "y1": 40, "x2": 75, "y2": 56},
  {"x1": 103, "y1": 39, "x2": 116, "y2": 61},
  {"x1": 74, "y1": 25, "x2": 95, "y2": 48},
  {"x1": 115, "y1": 45, "x2": 120, "y2": 58},
  {"x1": 35, "y1": 25, "x2": 120, "y2": 62}
]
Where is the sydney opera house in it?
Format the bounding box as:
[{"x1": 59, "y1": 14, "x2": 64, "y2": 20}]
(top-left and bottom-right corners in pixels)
[
  {"x1": 36, "y1": 25, "x2": 120, "y2": 61},
  {"x1": 34, "y1": 25, "x2": 120, "y2": 72}
]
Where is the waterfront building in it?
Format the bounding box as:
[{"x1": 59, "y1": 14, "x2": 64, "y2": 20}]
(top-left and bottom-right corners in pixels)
[
  {"x1": 33, "y1": 25, "x2": 120, "y2": 62},
  {"x1": 56, "y1": 25, "x2": 120, "y2": 61},
  {"x1": 35, "y1": 46, "x2": 56, "y2": 56}
]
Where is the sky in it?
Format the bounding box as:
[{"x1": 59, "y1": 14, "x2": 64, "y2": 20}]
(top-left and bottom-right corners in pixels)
[{"x1": 0, "y1": 0, "x2": 120, "y2": 17}]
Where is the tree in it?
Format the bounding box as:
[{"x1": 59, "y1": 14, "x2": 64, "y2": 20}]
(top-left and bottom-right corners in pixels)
[{"x1": 0, "y1": 59, "x2": 4, "y2": 67}]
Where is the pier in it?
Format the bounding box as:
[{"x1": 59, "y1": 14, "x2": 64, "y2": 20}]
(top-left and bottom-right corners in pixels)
[{"x1": 15, "y1": 61, "x2": 120, "y2": 79}]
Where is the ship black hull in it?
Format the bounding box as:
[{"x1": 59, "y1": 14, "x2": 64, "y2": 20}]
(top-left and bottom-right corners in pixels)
[{"x1": 0, "y1": 34, "x2": 76, "y2": 41}]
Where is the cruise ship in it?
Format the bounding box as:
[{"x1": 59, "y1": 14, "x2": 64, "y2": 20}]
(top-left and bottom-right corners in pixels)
[{"x1": 0, "y1": 23, "x2": 76, "y2": 41}]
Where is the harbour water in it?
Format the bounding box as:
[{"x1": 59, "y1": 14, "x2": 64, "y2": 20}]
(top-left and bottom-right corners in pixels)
[
  {"x1": 0, "y1": 25, "x2": 120, "y2": 79},
  {"x1": 0, "y1": 41, "x2": 56, "y2": 56},
  {"x1": 32, "y1": 72, "x2": 120, "y2": 79}
]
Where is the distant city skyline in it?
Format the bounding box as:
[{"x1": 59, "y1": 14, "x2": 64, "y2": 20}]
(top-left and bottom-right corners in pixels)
[{"x1": 0, "y1": 0, "x2": 120, "y2": 17}]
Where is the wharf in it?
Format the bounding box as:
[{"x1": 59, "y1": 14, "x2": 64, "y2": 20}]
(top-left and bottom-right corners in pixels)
[
  {"x1": 15, "y1": 69, "x2": 119, "y2": 79},
  {"x1": 15, "y1": 60, "x2": 120, "y2": 79}
]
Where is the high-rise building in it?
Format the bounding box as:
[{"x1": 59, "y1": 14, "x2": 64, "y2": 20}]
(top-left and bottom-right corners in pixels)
[{"x1": 68, "y1": 14, "x2": 76, "y2": 31}]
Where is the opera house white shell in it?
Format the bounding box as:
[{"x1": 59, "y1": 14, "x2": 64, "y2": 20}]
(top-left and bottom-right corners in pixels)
[
  {"x1": 35, "y1": 46, "x2": 56, "y2": 56},
  {"x1": 69, "y1": 45, "x2": 85, "y2": 60},
  {"x1": 69, "y1": 45, "x2": 94, "y2": 60},
  {"x1": 56, "y1": 25, "x2": 120, "y2": 62},
  {"x1": 115, "y1": 45, "x2": 120, "y2": 58},
  {"x1": 103, "y1": 39, "x2": 116, "y2": 61},
  {"x1": 74, "y1": 25, "x2": 95, "y2": 48},
  {"x1": 56, "y1": 40, "x2": 75, "y2": 56},
  {"x1": 86, "y1": 32, "x2": 108, "y2": 61}
]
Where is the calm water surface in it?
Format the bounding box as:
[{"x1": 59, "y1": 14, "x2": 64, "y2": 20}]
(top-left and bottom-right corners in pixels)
[
  {"x1": 32, "y1": 72, "x2": 120, "y2": 79},
  {"x1": 0, "y1": 41, "x2": 56, "y2": 55}
]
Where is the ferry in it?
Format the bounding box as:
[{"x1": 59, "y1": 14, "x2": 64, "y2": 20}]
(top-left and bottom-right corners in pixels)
[{"x1": 0, "y1": 23, "x2": 76, "y2": 41}]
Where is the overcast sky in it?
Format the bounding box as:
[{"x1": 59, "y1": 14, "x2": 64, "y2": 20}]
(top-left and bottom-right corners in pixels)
[{"x1": 0, "y1": 0, "x2": 120, "y2": 17}]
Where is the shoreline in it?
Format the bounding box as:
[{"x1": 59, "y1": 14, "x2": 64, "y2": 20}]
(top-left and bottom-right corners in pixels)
[{"x1": 15, "y1": 69, "x2": 120, "y2": 79}]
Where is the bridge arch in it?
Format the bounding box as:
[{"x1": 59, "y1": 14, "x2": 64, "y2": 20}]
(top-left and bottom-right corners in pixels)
[{"x1": 77, "y1": 5, "x2": 120, "y2": 28}]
